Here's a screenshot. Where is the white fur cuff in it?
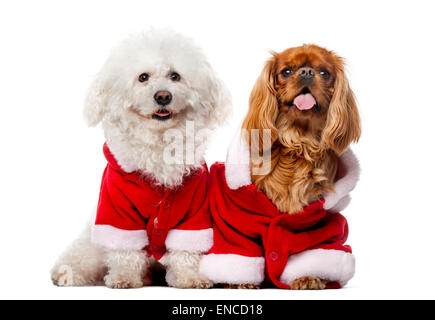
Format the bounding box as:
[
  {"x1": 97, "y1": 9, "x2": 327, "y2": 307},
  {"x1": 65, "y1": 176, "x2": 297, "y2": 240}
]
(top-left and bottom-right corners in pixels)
[
  {"x1": 279, "y1": 249, "x2": 355, "y2": 286},
  {"x1": 165, "y1": 228, "x2": 213, "y2": 253},
  {"x1": 91, "y1": 225, "x2": 149, "y2": 250},
  {"x1": 199, "y1": 254, "x2": 265, "y2": 285}
]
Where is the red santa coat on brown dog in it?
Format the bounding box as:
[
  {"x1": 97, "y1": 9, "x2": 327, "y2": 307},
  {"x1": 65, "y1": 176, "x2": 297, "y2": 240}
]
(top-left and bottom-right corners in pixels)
[{"x1": 199, "y1": 135, "x2": 360, "y2": 289}]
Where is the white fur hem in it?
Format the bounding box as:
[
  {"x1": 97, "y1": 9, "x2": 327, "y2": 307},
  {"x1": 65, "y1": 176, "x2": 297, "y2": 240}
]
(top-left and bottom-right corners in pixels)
[
  {"x1": 279, "y1": 249, "x2": 355, "y2": 287},
  {"x1": 199, "y1": 254, "x2": 265, "y2": 285},
  {"x1": 165, "y1": 228, "x2": 213, "y2": 253},
  {"x1": 91, "y1": 225, "x2": 149, "y2": 250}
]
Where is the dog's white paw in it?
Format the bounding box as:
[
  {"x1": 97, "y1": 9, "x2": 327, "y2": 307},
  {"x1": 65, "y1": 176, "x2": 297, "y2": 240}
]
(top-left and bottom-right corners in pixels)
[
  {"x1": 190, "y1": 278, "x2": 213, "y2": 289},
  {"x1": 166, "y1": 269, "x2": 213, "y2": 289},
  {"x1": 51, "y1": 265, "x2": 85, "y2": 287},
  {"x1": 104, "y1": 272, "x2": 143, "y2": 289},
  {"x1": 173, "y1": 278, "x2": 213, "y2": 289}
]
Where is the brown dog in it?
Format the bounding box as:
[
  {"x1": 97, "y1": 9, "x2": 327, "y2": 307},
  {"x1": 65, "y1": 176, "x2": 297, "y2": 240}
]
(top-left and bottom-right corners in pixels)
[{"x1": 242, "y1": 44, "x2": 361, "y2": 289}]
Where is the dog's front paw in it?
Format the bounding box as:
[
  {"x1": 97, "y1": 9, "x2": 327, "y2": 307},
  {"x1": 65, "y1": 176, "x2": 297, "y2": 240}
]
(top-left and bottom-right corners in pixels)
[
  {"x1": 191, "y1": 278, "x2": 214, "y2": 289},
  {"x1": 104, "y1": 273, "x2": 143, "y2": 289},
  {"x1": 51, "y1": 265, "x2": 86, "y2": 287},
  {"x1": 291, "y1": 276, "x2": 326, "y2": 290},
  {"x1": 166, "y1": 269, "x2": 213, "y2": 289},
  {"x1": 174, "y1": 276, "x2": 213, "y2": 289}
]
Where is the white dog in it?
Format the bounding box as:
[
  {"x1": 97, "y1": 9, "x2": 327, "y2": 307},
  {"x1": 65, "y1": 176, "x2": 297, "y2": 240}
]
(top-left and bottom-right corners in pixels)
[{"x1": 51, "y1": 29, "x2": 231, "y2": 289}]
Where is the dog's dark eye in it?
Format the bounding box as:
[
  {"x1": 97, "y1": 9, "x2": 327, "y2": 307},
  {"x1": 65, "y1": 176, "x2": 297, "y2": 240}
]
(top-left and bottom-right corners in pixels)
[
  {"x1": 138, "y1": 73, "x2": 149, "y2": 82},
  {"x1": 320, "y1": 69, "x2": 330, "y2": 80},
  {"x1": 170, "y1": 72, "x2": 181, "y2": 81},
  {"x1": 281, "y1": 68, "x2": 292, "y2": 78}
]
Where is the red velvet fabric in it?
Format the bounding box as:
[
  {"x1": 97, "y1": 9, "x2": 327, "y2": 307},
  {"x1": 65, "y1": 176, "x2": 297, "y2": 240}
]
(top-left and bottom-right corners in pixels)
[
  {"x1": 94, "y1": 144, "x2": 211, "y2": 260},
  {"x1": 208, "y1": 162, "x2": 351, "y2": 289}
]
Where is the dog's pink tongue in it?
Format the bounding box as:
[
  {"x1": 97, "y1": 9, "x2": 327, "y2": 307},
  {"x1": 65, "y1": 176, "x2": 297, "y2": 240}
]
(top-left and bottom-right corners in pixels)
[
  {"x1": 155, "y1": 110, "x2": 170, "y2": 116},
  {"x1": 293, "y1": 93, "x2": 316, "y2": 110}
]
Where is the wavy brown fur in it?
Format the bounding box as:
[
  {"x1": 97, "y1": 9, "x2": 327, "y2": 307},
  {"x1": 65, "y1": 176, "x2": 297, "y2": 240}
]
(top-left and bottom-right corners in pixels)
[{"x1": 251, "y1": 117, "x2": 338, "y2": 213}]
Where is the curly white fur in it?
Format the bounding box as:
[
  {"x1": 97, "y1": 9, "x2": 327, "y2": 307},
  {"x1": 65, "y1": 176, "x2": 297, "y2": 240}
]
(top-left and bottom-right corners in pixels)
[
  {"x1": 51, "y1": 224, "x2": 106, "y2": 286},
  {"x1": 51, "y1": 28, "x2": 231, "y2": 289},
  {"x1": 85, "y1": 28, "x2": 230, "y2": 187},
  {"x1": 160, "y1": 250, "x2": 213, "y2": 289}
]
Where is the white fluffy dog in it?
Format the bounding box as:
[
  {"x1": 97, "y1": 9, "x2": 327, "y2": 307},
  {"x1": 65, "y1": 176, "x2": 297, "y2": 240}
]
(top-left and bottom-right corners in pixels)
[{"x1": 51, "y1": 29, "x2": 231, "y2": 289}]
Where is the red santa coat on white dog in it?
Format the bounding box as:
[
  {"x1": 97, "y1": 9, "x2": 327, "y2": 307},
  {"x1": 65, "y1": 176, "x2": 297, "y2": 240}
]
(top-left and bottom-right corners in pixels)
[
  {"x1": 91, "y1": 143, "x2": 213, "y2": 260},
  {"x1": 199, "y1": 135, "x2": 360, "y2": 288}
]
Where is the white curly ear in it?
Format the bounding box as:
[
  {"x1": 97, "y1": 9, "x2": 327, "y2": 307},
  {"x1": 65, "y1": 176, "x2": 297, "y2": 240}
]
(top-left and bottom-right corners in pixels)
[
  {"x1": 200, "y1": 64, "x2": 232, "y2": 126},
  {"x1": 213, "y1": 77, "x2": 232, "y2": 125},
  {"x1": 83, "y1": 76, "x2": 108, "y2": 127}
]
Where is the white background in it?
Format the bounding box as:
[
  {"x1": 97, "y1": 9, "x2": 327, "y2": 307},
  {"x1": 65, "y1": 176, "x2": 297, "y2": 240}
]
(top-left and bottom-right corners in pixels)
[{"x1": 1, "y1": 0, "x2": 434, "y2": 300}]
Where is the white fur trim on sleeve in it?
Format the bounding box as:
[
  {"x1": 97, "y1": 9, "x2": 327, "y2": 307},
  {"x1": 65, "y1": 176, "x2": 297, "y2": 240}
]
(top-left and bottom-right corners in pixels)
[
  {"x1": 280, "y1": 249, "x2": 355, "y2": 287},
  {"x1": 199, "y1": 254, "x2": 265, "y2": 285},
  {"x1": 91, "y1": 225, "x2": 149, "y2": 250},
  {"x1": 324, "y1": 148, "x2": 360, "y2": 210},
  {"x1": 165, "y1": 228, "x2": 213, "y2": 253},
  {"x1": 225, "y1": 131, "x2": 252, "y2": 190}
]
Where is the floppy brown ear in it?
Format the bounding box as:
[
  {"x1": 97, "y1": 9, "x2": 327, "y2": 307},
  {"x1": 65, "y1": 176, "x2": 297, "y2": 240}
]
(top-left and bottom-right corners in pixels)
[
  {"x1": 322, "y1": 65, "x2": 361, "y2": 155},
  {"x1": 242, "y1": 56, "x2": 279, "y2": 145}
]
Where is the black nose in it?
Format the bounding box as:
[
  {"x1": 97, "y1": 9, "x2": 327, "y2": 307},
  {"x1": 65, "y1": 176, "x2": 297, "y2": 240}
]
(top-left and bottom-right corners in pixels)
[
  {"x1": 298, "y1": 68, "x2": 315, "y2": 81},
  {"x1": 154, "y1": 91, "x2": 172, "y2": 106}
]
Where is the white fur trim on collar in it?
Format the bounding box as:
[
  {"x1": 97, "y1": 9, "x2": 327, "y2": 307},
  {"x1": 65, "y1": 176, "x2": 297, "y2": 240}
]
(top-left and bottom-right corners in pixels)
[
  {"x1": 323, "y1": 149, "x2": 360, "y2": 210},
  {"x1": 225, "y1": 131, "x2": 252, "y2": 189},
  {"x1": 199, "y1": 254, "x2": 265, "y2": 285},
  {"x1": 165, "y1": 228, "x2": 213, "y2": 253},
  {"x1": 327, "y1": 195, "x2": 351, "y2": 213},
  {"x1": 280, "y1": 249, "x2": 355, "y2": 287},
  {"x1": 224, "y1": 132, "x2": 360, "y2": 211}
]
